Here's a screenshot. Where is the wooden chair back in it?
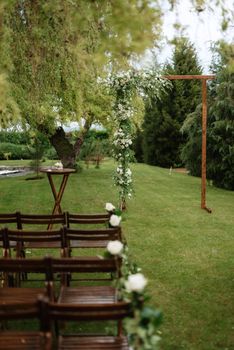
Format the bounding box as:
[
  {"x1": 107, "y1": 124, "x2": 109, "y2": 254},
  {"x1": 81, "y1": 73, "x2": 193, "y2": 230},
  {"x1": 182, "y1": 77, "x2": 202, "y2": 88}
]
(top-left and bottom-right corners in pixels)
[
  {"x1": 40, "y1": 298, "x2": 132, "y2": 324},
  {"x1": 0, "y1": 256, "x2": 53, "y2": 287},
  {"x1": 66, "y1": 212, "x2": 110, "y2": 227},
  {"x1": 3, "y1": 227, "x2": 66, "y2": 258},
  {"x1": 18, "y1": 213, "x2": 66, "y2": 230},
  {"x1": 48, "y1": 257, "x2": 121, "y2": 285},
  {"x1": 50, "y1": 256, "x2": 120, "y2": 273},
  {"x1": 63, "y1": 226, "x2": 122, "y2": 250},
  {"x1": 38, "y1": 297, "x2": 132, "y2": 350}
]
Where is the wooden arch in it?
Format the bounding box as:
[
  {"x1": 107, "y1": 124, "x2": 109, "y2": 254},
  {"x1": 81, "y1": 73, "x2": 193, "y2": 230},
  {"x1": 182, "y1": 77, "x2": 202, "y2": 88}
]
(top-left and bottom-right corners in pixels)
[{"x1": 164, "y1": 75, "x2": 215, "y2": 213}]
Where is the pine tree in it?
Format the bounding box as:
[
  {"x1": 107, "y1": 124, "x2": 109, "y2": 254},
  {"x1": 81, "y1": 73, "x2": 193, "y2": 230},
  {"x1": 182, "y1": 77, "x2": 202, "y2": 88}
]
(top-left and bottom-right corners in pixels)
[{"x1": 142, "y1": 37, "x2": 202, "y2": 168}]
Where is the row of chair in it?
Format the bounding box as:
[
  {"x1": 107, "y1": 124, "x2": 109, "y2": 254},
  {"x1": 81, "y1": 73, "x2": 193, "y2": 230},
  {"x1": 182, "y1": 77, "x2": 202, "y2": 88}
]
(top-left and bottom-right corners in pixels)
[
  {"x1": 0, "y1": 212, "x2": 130, "y2": 349},
  {"x1": 0, "y1": 211, "x2": 111, "y2": 230},
  {"x1": 0, "y1": 295, "x2": 132, "y2": 350},
  {"x1": 0, "y1": 225, "x2": 122, "y2": 258}
]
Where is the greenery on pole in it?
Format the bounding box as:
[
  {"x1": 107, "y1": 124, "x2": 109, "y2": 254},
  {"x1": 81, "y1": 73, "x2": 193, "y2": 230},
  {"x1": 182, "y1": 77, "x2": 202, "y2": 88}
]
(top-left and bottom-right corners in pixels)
[{"x1": 103, "y1": 70, "x2": 170, "y2": 209}]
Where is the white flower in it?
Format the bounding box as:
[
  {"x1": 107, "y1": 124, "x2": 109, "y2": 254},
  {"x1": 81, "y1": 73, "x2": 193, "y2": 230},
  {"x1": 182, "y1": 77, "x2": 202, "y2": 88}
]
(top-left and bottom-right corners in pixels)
[
  {"x1": 105, "y1": 203, "x2": 115, "y2": 212},
  {"x1": 107, "y1": 240, "x2": 123, "y2": 256},
  {"x1": 125, "y1": 273, "x2": 147, "y2": 293},
  {"x1": 126, "y1": 168, "x2": 132, "y2": 176},
  {"x1": 109, "y1": 214, "x2": 122, "y2": 227},
  {"x1": 54, "y1": 162, "x2": 63, "y2": 169}
]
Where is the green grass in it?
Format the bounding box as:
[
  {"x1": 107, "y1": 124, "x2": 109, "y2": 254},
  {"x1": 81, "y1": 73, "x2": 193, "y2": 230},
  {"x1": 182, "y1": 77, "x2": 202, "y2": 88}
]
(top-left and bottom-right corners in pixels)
[{"x1": 0, "y1": 160, "x2": 233, "y2": 350}]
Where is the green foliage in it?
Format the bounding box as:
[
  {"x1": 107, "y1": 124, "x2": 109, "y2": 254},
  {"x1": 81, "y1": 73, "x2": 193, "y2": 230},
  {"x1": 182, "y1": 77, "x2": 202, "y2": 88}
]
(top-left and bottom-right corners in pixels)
[
  {"x1": 142, "y1": 37, "x2": 202, "y2": 168},
  {"x1": 0, "y1": 0, "x2": 163, "y2": 134},
  {"x1": 0, "y1": 130, "x2": 30, "y2": 144},
  {"x1": 0, "y1": 142, "x2": 32, "y2": 160},
  {"x1": 79, "y1": 129, "x2": 111, "y2": 161}
]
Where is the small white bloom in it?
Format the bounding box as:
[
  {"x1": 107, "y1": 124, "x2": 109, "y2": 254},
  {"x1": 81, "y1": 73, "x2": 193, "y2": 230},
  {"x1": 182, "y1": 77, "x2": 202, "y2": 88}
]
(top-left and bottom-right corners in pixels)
[
  {"x1": 105, "y1": 203, "x2": 115, "y2": 212},
  {"x1": 54, "y1": 162, "x2": 63, "y2": 169},
  {"x1": 125, "y1": 273, "x2": 147, "y2": 293},
  {"x1": 107, "y1": 240, "x2": 123, "y2": 256},
  {"x1": 126, "y1": 168, "x2": 132, "y2": 176},
  {"x1": 109, "y1": 214, "x2": 122, "y2": 227}
]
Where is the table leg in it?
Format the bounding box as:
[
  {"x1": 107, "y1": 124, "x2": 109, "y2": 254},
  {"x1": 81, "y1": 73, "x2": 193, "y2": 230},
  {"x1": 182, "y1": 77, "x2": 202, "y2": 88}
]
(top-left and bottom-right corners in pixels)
[
  {"x1": 47, "y1": 174, "x2": 69, "y2": 229},
  {"x1": 47, "y1": 174, "x2": 63, "y2": 214}
]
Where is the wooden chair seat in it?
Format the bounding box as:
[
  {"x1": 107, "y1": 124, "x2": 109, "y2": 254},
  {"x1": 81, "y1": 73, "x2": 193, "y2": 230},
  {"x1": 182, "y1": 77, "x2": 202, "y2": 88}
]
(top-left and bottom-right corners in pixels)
[
  {"x1": 58, "y1": 286, "x2": 117, "y2": 305},
  {"x1": 58, "y1": 335, "x2": 129, "y2": 350},
  {"x1": 0, "y1": 288, "x2": 46, "y2": 305},
  {"x1": 0, "y1": 331, "x2": 51, "y2": 350}
]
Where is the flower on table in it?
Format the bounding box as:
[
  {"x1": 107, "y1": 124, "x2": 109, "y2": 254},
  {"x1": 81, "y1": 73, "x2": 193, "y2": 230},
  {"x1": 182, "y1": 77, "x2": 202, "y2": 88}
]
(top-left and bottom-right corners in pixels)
[
  {"x1": 125, "y1": 273, "x2": 147, "y2": 293},
  {"x1": 109, "y1": 214, "x2": 122, "y2": 227},
  {"x1": 54, "y1": 161, "x2": 63, "y2": 169},
  {"x1": 107, "y1": 240, "x2": 123, "y2": 256}
]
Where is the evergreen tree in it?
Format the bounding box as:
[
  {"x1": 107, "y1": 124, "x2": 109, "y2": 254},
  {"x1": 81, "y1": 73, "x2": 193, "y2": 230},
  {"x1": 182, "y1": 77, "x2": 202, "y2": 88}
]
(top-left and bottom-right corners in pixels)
[
  {"x1": 142, "y1": 37, "x2": 202, "y2": 168},
  {"x1": 181, "y1": 41, "x2": 234, "y2": 190}
]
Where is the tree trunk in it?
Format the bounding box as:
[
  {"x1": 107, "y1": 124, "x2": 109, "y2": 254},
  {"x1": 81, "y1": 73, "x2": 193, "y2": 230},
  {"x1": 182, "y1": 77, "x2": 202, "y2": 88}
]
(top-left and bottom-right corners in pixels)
[{"x1": 49, "y1": 122, "x2": 91, "y2": 168}]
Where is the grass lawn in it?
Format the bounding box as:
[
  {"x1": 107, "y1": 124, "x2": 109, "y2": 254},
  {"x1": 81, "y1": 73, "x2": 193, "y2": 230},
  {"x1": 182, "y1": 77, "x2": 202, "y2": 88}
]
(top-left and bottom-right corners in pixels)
[{"x1": 0, "y1": 160, "x2": 233, "y2": 350}]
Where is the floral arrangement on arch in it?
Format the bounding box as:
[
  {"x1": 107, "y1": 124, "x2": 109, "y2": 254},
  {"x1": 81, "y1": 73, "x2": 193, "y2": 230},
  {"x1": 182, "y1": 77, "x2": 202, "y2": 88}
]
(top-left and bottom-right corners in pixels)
[
  {"x1": 101, "y1": 69, "x2": 170, "y2": 210},
  {"x1": 104, "y1": 239, "x2": 162, "y2": 350}
]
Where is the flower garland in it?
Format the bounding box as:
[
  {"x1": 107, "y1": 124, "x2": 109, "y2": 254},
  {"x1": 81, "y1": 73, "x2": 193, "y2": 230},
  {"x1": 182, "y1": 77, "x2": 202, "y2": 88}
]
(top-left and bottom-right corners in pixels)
[
  {"x1": 103, "y1": 70, "x2": 170, "y2": 210},
  {"x1": 105, "y1": 240, "x2": 162, "y2": 350}
]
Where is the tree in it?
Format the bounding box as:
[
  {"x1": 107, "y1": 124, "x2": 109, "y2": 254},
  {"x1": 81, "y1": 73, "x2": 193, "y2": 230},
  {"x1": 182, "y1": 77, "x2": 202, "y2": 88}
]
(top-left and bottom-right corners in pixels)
[
  {"x1": 0, "y1": 0, "x2": 161, "y2": 167},
  {"x1": 181, "y1": 41, "x2": 234, "y2": 190},
  {"x1": 0, "y1": 1, "x2": 232, "y2": 168},
  {"x1": 142, "y1": 37, "x2": 202, "y2": 168}
]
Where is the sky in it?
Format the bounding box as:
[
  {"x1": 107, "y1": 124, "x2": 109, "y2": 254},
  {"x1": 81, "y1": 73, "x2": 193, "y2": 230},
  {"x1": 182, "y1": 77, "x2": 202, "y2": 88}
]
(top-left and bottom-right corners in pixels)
[{"x1": 140, "y1": 0, "x2": 234, "y2": 73}]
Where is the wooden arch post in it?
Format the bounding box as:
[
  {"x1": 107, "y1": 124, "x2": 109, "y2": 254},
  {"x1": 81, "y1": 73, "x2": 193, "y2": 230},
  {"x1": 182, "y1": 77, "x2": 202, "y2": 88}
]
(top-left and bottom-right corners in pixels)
[{"x1": 164, "y1": 75, "x2": 215, "y2": 212}]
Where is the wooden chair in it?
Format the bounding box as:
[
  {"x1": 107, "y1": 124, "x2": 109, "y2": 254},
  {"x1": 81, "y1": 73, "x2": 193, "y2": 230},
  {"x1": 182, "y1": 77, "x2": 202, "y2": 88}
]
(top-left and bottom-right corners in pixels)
[
  {"x1": 49, "y1": 257, "x2": 121, "y2": 301},
  {"x1": 39, "y1": 297, "x2": 132, "y2": 350},
  {"x1": 64, "y1": 226, "x2": 122, "y2": 251},
  {"x1": 0, "y1": 257, "x2": 54, "y2": 311},
  {"x1": 66, "y1": 212, "x2": 110, "y2": 228},
  {"x1": 0, "y1": 299, "x2": 52, "y2": 350},
  {"x1": 3, "y1": 227, "x2": 66, "y2": 258}
]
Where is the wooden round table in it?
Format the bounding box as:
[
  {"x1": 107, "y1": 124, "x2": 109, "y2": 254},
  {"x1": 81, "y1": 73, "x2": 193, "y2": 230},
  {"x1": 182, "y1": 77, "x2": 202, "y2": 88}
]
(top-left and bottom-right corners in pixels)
[{"x1": 40, "y1": 168, "x2": 76, "y2": 229}]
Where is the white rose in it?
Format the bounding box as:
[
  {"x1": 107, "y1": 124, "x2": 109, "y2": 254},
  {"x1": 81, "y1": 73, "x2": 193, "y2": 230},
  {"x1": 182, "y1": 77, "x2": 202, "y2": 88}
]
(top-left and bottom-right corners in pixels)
[
  {"x1": 109, "y1": 214, "x2": 122, "y2": 227},
  {"x1": 54, "y1": 162, "x2": 63, "y2": 169},
  {"x1": 105, "y1": 203, "x2": 115, "y2": 212},
  {"x1": 107, "y1": 240, "x2": 123, "y2": 256},
  {"x1": 125, "y1": 273, "x2": 147, "y2": 293}
]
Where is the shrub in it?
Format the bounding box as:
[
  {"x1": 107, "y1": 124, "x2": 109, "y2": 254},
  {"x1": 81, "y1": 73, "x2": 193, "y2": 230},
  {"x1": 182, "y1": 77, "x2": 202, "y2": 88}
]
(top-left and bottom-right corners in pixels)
[{"x1": 0, "y1": 142, "x2": 33, "y2": 160}]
